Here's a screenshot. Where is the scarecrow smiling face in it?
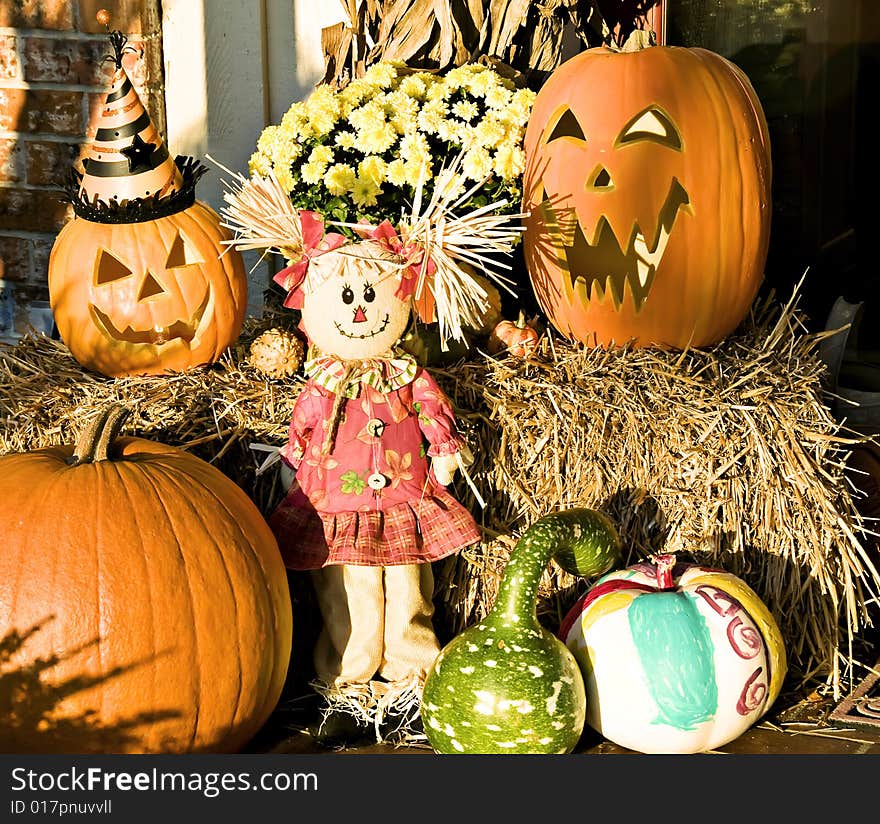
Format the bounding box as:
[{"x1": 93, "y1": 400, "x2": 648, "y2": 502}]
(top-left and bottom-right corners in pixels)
[
  {"x1": 522, "y1": 45, "x2": 772, "y2": 349},
  {"x1": 300, "y1": 242, "x2": 412, "y2": 360}
]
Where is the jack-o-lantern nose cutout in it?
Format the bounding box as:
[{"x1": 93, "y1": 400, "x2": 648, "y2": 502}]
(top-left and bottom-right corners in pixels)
[
  {"x1": 617, "y1": 106, "x2": 682, "y2": 151},
  {"x1": 587, "y1": 165, "x2": 614, "y2": 191},
  {"x1": 95, "y1": 249, "x2": 132, "y2": 285},
  {"x1": 138, "y1": 272, "x2": 165, "y2": 301}
]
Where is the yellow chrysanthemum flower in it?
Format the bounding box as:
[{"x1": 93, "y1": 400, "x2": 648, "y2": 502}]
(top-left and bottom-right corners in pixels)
[
  {"x1": 335, "y1": 131, "x2": 356, "y2": 149},
  {"x1": 493, "y1": 142, "x2": 525, "y2": 180},
  {"x1": 301, "y1": 160, "x2": 326, "y2": 185},
  {"x1": 362, "y1": 62, "x2": 398, "y2": 89},
  {"x1": 426, "y1": 82, "x2": 449, "y2": 101},
  {"x1": 248, "y1": 150, "x2": 271, "y2": 177},
  {"x1": 506, "y1": 88, "x2": 537, "y2": 126},
  {"x1": 273, "y1": 164, "x2": 295, "y2": 193},
  {"x1": 468, "y1": 68, "x2": 500, "y2": 97},
  {"x1": 308, "y1": 145, "x2": 334, "y2": 165},
  {"x1": 348, "y1": 101, "x2": 386, "y2": 133},
  {"x1": 305, "y1": 87, "x2": 341, "y2": 133},
  {"x1": 350, "y1": 176, "x2": 381, "y2": 207},
  {"x1": 324, "y1": 163, "x2": 357, "y2": 196},
  {"x1": 452, "y1": 100, "x2": 479, "y2": 121},
  {"x1": 474, "y1": 115, "x2": 507, "y2": 149},
  {"x1": 398, "y1": 74, "x2": 427, "y2": 100},
  {"x1": 354, "y1": 122, "x2": 397, "y2": 154},
  {"x1": 256, "y1": 125, "x2": 281, "y2": 154},
  {"x1": 404, "y1": 159, "x2": 431, "y2": 188},
  {"x1": 385, "y1": 158, "x2": 408, "y2": 186},
  {"x1": 280, "y1": 104, "x2": 312, "y2": 140},
  {"x1": 339, "y1": 79, "x2": 371, "y2": 112},
  {"x1": 399, "y1": 132, "x2": 430, "y2": 162},
  {"x1": 359, "y1": 155, "x2": 387, "y2": 187},
  {"x1": 462, "y1": 147, "x2": 493, "y2": 181},
  {"x1": 484, "y1": 85, "x2": 512, "y2": 110},
  {"x1": 417, "y1": 100, "x2": 447, "y2": 134}
]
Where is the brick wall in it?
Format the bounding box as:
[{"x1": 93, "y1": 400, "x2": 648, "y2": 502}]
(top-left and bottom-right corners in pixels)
[{"x1": 0, "y1": 0, "x2": 165, "y2": 340}]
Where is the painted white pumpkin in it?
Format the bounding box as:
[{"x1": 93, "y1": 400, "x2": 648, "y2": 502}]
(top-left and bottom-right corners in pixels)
[{"x1": 560, "y1": 554, "x2": 787, "y2": 754}]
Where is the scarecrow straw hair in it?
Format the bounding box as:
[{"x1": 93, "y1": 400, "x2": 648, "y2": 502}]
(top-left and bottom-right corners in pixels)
[
  {"x1": 1, "y1": 283, "x2": 878, "y2": 698},
  {"x1": 337, "y1": 154, "x2": 528, "y2": 348},
  {"x1": 213, "y1": 161, "x2": 305, "y2": 263}
]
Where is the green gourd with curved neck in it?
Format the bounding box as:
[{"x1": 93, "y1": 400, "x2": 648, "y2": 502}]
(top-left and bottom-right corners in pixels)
[{"x1": 421, "y1": 508, "x2": 621, "y2": 754}]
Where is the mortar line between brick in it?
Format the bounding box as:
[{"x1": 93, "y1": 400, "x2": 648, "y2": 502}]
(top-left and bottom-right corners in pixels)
[
  {"x1": 0, "y1": 28, "x2": 151, "y2": 42},
  {"x1": 0, "y1": 181, "x2": 66, "y2": 192},
  {"x1": 0, "y1": 80, "x2": 119, "y2": 93},
  {"x1": 0, "y1": 132, "x2": 89, "y2": 144},
  {"x1": 0, "y1": 231, "x2": 58, "y2": 240}
]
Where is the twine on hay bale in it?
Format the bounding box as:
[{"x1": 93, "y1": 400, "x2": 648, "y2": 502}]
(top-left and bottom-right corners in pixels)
[
  {"x1": 1, "y1": 284, "x2": 878, "y2": 699},
  {"x1": 431, "y1": 285, "x2": 880, "y2": 698}
]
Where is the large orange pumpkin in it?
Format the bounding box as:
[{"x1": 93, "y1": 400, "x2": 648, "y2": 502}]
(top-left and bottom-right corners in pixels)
[
  {"x1": 48, "y1": 201, "x2": 247, "y2": 378},
  {"x1": 522, "y1": 44, "x2": 772, "y2": 349},
  {"x1": 0, "y1": 407, "x2": 292, "y2": 754}
]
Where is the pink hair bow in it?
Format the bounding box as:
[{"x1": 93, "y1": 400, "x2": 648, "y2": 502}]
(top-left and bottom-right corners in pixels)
[
  {"x1": 362, "y1": 220, "x2": 436, "y2": 301},
  {"x1": 272, "y1": 210, "x2": 347, "y2": 310}
]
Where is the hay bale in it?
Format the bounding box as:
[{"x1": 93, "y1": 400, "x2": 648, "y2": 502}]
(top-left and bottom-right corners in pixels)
[{"x1": 1, "y1": 287, "x2": 877, "y2": 697}]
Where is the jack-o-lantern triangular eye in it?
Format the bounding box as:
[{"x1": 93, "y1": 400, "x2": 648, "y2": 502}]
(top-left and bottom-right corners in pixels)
[
  {"x1": 618, "y1": 106, "x2": 682, "y2": 151},
  {"x1": 95, "y1": 249, "x2": 132, "y2": 285},
  {"x1": 545, "y1": 108, "x2": 586, "y2": 143},
  {"x1": 165, "y1": 231, "x2": 204, "y2": 268}
]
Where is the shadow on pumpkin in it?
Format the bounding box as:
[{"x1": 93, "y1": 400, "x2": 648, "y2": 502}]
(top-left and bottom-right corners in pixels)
[{"x1": 0, "y1": 617, "x2": 181, "y2": 754}]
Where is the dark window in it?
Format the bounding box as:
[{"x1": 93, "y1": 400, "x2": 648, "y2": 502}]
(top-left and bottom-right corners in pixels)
[{"x1": 665, "y1": 0, "x2": 879, "y2": 342}]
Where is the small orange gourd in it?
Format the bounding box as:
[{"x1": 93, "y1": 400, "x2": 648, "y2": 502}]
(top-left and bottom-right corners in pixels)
[{"x1": 488, "y1": 311, "x2": 540, "y2": 357}]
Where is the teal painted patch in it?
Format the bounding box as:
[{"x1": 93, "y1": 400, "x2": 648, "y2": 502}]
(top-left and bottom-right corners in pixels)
[{"x1": 629, "y1": 592, "x2": 717, "y2": 731}]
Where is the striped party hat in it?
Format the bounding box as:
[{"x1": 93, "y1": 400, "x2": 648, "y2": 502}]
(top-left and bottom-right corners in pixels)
[{"x1": 78, "y1": 30, "x2": 183, "y2": 205}]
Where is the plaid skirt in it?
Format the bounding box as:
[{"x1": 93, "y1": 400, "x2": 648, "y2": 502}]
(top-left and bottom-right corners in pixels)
[{"x1": 269, "y1": 483, "x2": 481, "y2": 570}]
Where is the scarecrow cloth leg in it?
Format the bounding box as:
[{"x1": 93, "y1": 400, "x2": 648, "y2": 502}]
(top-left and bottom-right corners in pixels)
[
  {"x1": 311, "y1": 562, "x2": 440, "y2": 683},
  {"x1": 310, "y1": 563, "x2": 440, "y2": 740}
]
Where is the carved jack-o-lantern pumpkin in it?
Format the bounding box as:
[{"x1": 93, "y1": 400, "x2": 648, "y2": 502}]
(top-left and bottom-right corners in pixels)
[
  {"x1": 47, "y1": 29, "x2": 247, "y2": 378},
  {"x1": 523, "y1": 45, "x2": 772, "y2": 349},
  {"x1": 49, "y1": 202, "x2": 246, "y2": 378}
]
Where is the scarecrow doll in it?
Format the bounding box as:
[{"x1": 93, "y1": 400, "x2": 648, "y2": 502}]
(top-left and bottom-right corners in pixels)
[{"x1": 220, "y1": 165, "x2": 523, "y2": 743}]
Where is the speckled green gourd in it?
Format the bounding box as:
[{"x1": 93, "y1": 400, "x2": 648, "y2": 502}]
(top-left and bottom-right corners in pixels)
[{"x1": 421, "y1": 508, "x2": 621, "y2": 754}]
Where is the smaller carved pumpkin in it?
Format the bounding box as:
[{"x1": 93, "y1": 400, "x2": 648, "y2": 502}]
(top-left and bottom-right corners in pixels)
[
  {"x1": 48, "y1": 202, "x2": 247, "y2": 378},
  {"x1": 560, "y1": 554, "x2": 786, "y2": 754}
]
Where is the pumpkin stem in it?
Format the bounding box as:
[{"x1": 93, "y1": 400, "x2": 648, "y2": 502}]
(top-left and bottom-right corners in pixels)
[
  {"x1": 607, "y1": 27, "x2": 656, "y2": 53},
  {"x1": 70, "y1": 405, "x2": 131, "y2": 465},
  {"x1": 515, "y1": 310, "x2": 526, "y2": 330},
  {"x1": 651, "y1": 553, "x2": 678, "y2": 590}
]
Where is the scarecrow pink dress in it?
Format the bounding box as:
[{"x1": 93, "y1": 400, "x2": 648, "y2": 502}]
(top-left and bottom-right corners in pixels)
[{"x1": 269, "y1": 353, "x2": 481, "y2": 571}]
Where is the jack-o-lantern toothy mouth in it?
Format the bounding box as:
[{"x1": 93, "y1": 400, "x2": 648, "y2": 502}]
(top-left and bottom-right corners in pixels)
[
  {"x1": 335, "y1": 313, "x2": 391, "y2": 340},
  {"x1": 89, "y1": 291, "x2": 211, "y2": 346},
  {"x1": 551, "y1": 178, "x2": 690, "y2": 312}
]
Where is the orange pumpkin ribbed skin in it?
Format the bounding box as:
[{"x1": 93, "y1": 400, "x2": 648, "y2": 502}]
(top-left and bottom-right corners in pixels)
[
  {"x1": 48, "y1": 201, "x2": 248, "y2": 378},
  {"x1": 523, "y1": 46, "x2": 772, "y2": 349},
  {"x1": 0, "y1": 434, "x2": 292, "y2": 754}
]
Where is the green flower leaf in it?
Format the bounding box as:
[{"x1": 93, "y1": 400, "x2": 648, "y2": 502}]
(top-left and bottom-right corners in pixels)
[{"x1": 340, "y1": 470, "x2": 367, "y2": 495}]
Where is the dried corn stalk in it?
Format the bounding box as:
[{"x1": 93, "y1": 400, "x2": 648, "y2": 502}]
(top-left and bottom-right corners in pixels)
[{"x1": 320, "y1": 0, "x2": 612, "y2": 89}]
